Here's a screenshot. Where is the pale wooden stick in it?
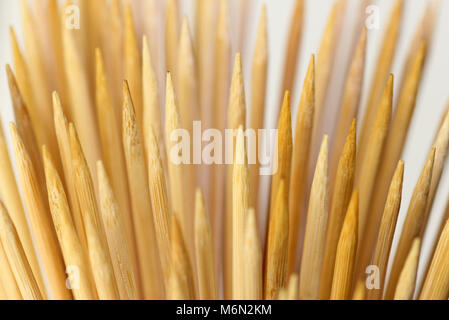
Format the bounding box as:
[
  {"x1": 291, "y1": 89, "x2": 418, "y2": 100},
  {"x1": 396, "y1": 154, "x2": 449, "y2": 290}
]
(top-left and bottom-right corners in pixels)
[
  {"x1": 268, "y1": 92, "x2": 292, "y2": 219},
  {"x1": 358, "y1": 0, "x2": 403, "y2": 167},
  {"x1": 95, "y1": 50, "x2": 137, "y2": 283},
  {"x1": 146, "y1": 126, "x2": 172, "y2": 289},
  {"x1": 10, "y1": 123, "x2": 70, "y2": 299},
  {"x1": 287, "y1": 274, "x2": 299, "y2": 300},
  {"x1": 0, "y1": 279, "x2": 7, "y2": 300},
  {"x1": 97, "y1": 161, "x2": 138, "y2": 300},
  {"x1": 320, "y1": 119, "x2": 356, "y2": 299},
  {"x1": 265, "y1": 180, "x2": 289, "y2": 300},
  {"x1": 243, "y1": 208, "x2": 262, "y2": 300},
  {"x1": 249, "y1": 5, "x2": 268, "y2": 211},
  {"x1": 123, "y1": 80, "x2": 163, "y2": 299},
  {"x1": 299, "y1": 136, "x2": 329, "y2": 300},
  {"x1": 0, "y1": 201, "x2": 42, "y2": 300},
  {"x1": 280, "y1": 0, "x2": 304, "y2": 96},
  {"x1": 0, "y1": 115, "x2": 44, "y2": 297},
  {"x1": 330, "y1": 191, "x2": 358, "y2": 300},
  {"x1": 165, "y1": 0, "x2": 179, "y2": 78},
  {"x1": 19, "y1": 0, "x2": 58, "y2": 158},
  {"x1": 0, "y1": 224, "x2": 22, "y2": 300},
  {"x1": 420, "y1": 219, "x2": 449, "y2": 300},
  {"x1": 394, "y1": 238, "x2": 421, "y2": 300},
  {"x1": 224, "y1": 54, "x2": 247, "y2": 299},
  {"x1": 330, "y1": 29, "x2": 366, "y2": 187},
  {"x1": 287, "y1": 55, "x2": 315, "y2": 276},
  {"x1": 124, "y1": 4, "x2": 143, "y2": 127},
  {"x1": 69, "y1": 124, "x2": 119, "y2": 300},
  {"x1": 6, "y1": 66, "x2": 46, "y2": 190},
  {"x1": 53, "y1": 93, "x2": 86, "y2": 251},
  {"x1": 210, "y1": 0, "x2": 231, "y2": 280},
  {"x1": 194, "y1": 188, "x2": 217, "y2": 300},
  {"x1": 357, "y1": 75, "x2": 393, "y2": 238},
  {"x1": 168, "y1": 215, "x2": 196, "y2": 300},
  {"x1": 43, "y1": 147, "x2": 95, "y2": 300},
  {"x1": 232, "y1": 126, "x2": 250, "y2": 300},
  {"x1": 62, "y1": 2, "x2": 102, "y2": 180},
  {"x1": 359, "y1": 44, "x2": 427, "y2": 285},
  {"x1": 367, "y1": 161, "x2": 404, "y2": 300},
  {"x1": 385, "y1": 148, "x2": 436, "y2": 299}
]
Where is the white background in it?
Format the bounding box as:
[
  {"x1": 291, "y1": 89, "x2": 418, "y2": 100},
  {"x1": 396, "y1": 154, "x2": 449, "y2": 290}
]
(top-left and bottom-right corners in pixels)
[{"x1": 0, "y1": 0, "x2": 448, "y2": 296}]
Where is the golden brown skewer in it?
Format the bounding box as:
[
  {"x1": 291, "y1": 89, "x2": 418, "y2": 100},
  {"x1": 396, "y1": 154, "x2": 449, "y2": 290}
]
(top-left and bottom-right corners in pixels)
[
  {"x1": 232, "y1": 126, "x2": 250, "y2": 300},
  {"x1": 0, "y1": 115, "x2": 43, "y2": 297},
  {"x1": 265, "y1": 180, "x2": 289, "y2": 300},
  {"x1": 0, "y1": 242, "x2": 22, "y2": 300},
  {"x1": 0, "y1": 201, "x2": 42, "y2": 300},
  {"x1": 357, "y1": 75, "x2": 393, "y2": 238},
  {"x1": 53, "y1": 93, "x2": 86, "y2": 251},
  {"x1": 165, "y1": 0, "x2": 179, "y2": 79},
  {"x1": 268, "y1": 92, "x2": 292, "y2": 219},
  {"x1": 358, "y1": 0, "x2": 403, "y2": 167},
  {"x1": 366, "y1": 161, "x2": 404, "y2": 300},
  {"x1": 394, "y1": 238, "x2": 421, "y2": 300},
  {"x1": 146, "y1": 126, "x2": 172, "y2": 289},
  {"x1": 70, "y1": 124, "x2": 119, "y2": 300},
  {"x1": 249, "y1": 5, "x2": 268, "y2": 211},
  {"x1": 224, "y1": 54, "x2": 247, "y2": 299},
  {"x1": 10, "y1": 123, "x2": 70, "y2": 300},
  {"x1": 210, "y1": 0, "x2": 231, "y2": 279},
  {"x1": 195, "y1": 189, "x2": 217, "y2": 300},
  {"x1": 329, "y1": 28, "x2": 366, "y2": 188},
  {"x1": 43, "y1": 147, "x2": 95, "y2": 300},
  {"x1": 97, "y1": 162, "x2": 138, "y2": 300},
  {"x1": 420, "y1": 219, "x2": 449, "y2": 300},
  {"x1": 279, "y1": 0, "x2": 304, "y2": 97},
  {"x1": 62, "y1": 1, "x2": 102, "y2": 181},
  {"x1": 299, "y1": 136, "x2": 329, "y2": 300},
  {"x1": 352, "y1": 280, "x2": 365, "y2": 300},
  {"x1": 243, "y1": 208, "x2": 263, "y2": 300},
  {"x1": 123, "y1": 80, "x2": 163, "y2": 299},
  {"x1": 168, "y1": 215, "x2": 196, "y2": 300},
  {"x1": 96, "y1": 51, "x2": 138, "y2": 287},
  {"x1": 124, "y1": 4, "x2": 143, "y2": 127},
  {"x1": 385, "y1": 148, "x2": 436, "y2": 299},
  {"x1": 330, "y1": 191, "x2": 358, "y2": 300},
  {"x1": 287, "y1": 55, "x2": 315, "y2": 276},
  {"x1": 320, "y1": 119, "x2": 356, "y2": 299},
  {"x1": 358, "y1": 43, "x2": 426, "y2": 283}
]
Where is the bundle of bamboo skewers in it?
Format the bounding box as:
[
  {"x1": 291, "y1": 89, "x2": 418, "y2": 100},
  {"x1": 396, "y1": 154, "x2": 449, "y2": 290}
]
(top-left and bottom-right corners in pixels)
[{"x1": 0, "y1": 0, "x2": 448, "y2": 301}]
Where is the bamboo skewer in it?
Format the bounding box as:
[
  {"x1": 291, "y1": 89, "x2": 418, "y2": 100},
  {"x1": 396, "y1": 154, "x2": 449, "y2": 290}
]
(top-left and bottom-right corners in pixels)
[
  {"x1": 195, "y1": 189, "x2": 217, "y2": 300},
  {"x1": 232, "y1": 127, "x2": 250, "y2": 300},
  {"x1": 299, "y1": 136, "x2": 329, "y2": 300},
  {"x1": 69, "y1": 124, "x2": 119, "y2": 300},
  {"x1": 97, "y1": 162, "x2": 138, "y2": 300},
  {"x1": 385, "y1": 148, "x2": 436, "y2": 299},
  {"x1": 352, "y1": 280, "x2": 365, "y2": 300},
  {"x1": 10, "y1": 123, "x2": 70, "y2": 299},
  {"x1": 320, "y1": 119, "x2": 356, "y2": 299},
  {"x1": 0, "y1": 201, "x2": 42, "y2": 300},
  {"x1": 146, "y1": 126, "x2": 172, "y2": 289},
  {"x1": 394, "y1": 238, "x2": 421, "y2": 300},
  {"x1": 0, "y1": 115, "x2": 44, "y2": 296},
  {"x1": 279, "y1": 0, "x2": 304, "y2": 97},
  {"x1": 243, "y1": 208, "x2": 263, "y2": 300},
  {"x1": 420, "y1": 219, "x2": 449, "y2": 300},
  {"x1": 287, "y1": 55, "x2": 315, "y2": 276},
  {"x1": 43, "y1": 147, "x2": 95, "y2": 300},
  {"x1": 0, "y1": 242, "x2": 22, "y2": 300},
  {"x1": 366, "y1": 161, "x2": 404, "y2": 300},
  {"x1": 123, "y1": 80, "x2": 163, "y2": 299},
  {"x1": 265, "y1": 180, "x2": 289, "y2": 300},
  {"x1": 168, "y1": 215, "x2": 196, "y2": 300},
  {"x1": 330, "y1": 191, "x2": 358, "y2": 300},
  {"x1": 165, "y1": 0, "x2": 179, "y2": 79},
  {"x1": 249, "y1": 5, "x2": 268, "y2": 211}
]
